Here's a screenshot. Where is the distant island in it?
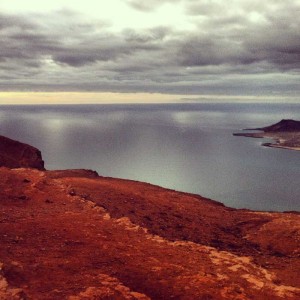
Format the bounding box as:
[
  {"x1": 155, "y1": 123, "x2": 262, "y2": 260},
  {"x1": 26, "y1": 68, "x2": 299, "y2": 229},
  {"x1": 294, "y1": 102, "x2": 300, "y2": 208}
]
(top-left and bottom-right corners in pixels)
[{"x1": 233, "y1": 119, "x2": 300, "y2": 151}]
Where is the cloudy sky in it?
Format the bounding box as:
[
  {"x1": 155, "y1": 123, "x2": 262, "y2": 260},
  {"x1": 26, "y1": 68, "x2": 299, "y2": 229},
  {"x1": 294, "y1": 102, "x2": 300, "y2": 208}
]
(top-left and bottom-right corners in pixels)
[{"x1": 0, "y1": 0, "x2": 299, "y2": 103}]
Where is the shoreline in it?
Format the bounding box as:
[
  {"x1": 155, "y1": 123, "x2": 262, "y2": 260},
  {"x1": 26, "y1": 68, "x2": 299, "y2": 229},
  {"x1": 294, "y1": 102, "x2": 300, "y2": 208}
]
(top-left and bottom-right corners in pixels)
[
  {"x1": 233, "y1": 132, "x2": 300, "y2": 151},
  {"x1": 262, "y1": 142, "x2": 300, "y2": 151},
  {"x1": 1, "y1": 134, "x2": 300, "y2": 299}
]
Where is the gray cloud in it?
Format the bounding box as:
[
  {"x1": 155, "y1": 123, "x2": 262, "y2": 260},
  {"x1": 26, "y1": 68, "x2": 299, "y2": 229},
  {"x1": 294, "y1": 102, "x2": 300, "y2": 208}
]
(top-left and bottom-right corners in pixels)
[
  {"x1": 0, "y1": 2, "x2": 300, "y2": 97},
  {"x1": 126, "y1": 0, "x2": 182, "y2": 12},
  {"x1": 179, "y1": 0, "x2": 300, "y2": 70}
]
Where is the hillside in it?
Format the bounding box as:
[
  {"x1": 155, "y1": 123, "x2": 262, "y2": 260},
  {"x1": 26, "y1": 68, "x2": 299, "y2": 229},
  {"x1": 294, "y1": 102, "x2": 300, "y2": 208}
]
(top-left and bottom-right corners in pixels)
[
  {"x1": 257, "y1": 119, "x2": 300, "y2": 132},
  {"x1": 0, "y1": 136, "x2": 299, "y2": 299}
]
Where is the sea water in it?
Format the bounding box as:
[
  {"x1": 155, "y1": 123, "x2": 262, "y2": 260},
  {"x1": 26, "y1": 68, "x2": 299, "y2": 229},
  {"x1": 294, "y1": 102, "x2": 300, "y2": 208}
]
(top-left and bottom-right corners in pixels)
[{"x1": 0, "y1": 102, "x2": 299, "y2": 211}]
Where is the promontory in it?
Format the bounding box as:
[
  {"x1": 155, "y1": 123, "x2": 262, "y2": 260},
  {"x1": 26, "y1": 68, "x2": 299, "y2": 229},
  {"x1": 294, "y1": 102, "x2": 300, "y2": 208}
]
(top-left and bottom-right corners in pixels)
[
  {"x1": 233, "y1": 119, "x2": 300, "y2": 151},
  {"x1": 0, "y1": 135, "x2": 299, "y2": 299}
]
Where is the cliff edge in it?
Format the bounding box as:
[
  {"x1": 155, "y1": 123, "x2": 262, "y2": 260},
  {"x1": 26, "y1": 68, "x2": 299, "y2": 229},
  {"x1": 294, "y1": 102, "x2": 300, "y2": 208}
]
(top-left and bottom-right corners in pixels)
[
  {"x1": 0, "y1": 135, "x2": 45, "y2": 170},
  {"x1": 0, "y1": 136, "x2": 299, "y2": 299}
]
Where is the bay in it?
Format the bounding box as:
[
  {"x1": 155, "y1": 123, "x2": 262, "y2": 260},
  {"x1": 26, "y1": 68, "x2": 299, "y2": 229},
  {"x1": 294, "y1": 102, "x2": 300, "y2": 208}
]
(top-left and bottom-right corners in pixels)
[{"x1": 0, "y1": 102, "x2": 299, "y2": 211}]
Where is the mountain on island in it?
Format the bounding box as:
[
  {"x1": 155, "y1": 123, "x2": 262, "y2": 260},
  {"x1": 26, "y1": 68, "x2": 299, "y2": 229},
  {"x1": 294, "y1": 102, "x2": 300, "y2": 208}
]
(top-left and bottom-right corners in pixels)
[
  {"x1": 0, "y1": 135, "x2": 299, "y2": 299},
  {"x1": 255, "y1": 119, "x2": 300, "y2": 132},
  {"x1": 234, "y1": 119, "x2": 300, "y2": 151}
]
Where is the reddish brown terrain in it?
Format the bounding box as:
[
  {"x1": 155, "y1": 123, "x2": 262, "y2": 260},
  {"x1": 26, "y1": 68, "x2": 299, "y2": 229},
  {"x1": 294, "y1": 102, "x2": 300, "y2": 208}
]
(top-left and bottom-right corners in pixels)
[{"x1": 0, "y1": 136, "x2": 299, "y2": 299}]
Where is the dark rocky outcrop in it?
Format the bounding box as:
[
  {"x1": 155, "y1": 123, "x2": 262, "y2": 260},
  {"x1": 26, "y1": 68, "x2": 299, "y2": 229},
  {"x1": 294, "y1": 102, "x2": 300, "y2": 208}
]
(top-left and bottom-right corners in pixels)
[
  {"x1": 253, "y1": 119, "x2": 300, "y2": 132},
  {"x1": 0, "y1": 135, "x2": 45, "y2": 170}
]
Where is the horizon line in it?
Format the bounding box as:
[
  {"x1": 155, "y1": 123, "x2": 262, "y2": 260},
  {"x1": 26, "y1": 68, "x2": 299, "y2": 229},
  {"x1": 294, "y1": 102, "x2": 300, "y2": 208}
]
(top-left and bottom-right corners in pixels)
[{"x1": 0, "y1": 92, "x2": 299, "y2": 105}]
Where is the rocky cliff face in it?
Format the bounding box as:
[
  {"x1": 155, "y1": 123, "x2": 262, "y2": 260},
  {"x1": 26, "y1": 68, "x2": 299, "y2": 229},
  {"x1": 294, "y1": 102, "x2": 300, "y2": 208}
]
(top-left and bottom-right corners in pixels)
[
  {"x1": 0, "y1": 136, "x2": 299, "y2": 300},
  {"x1": 0, "y1": 135, "x2": 45, "y2": 170}
]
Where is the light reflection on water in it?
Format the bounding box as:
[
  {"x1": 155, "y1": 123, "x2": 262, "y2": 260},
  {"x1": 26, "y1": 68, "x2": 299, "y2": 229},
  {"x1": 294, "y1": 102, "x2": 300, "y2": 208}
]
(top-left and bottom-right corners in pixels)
[{"x1": 0, "y1": 103, "x2": 299, "y2": 212}]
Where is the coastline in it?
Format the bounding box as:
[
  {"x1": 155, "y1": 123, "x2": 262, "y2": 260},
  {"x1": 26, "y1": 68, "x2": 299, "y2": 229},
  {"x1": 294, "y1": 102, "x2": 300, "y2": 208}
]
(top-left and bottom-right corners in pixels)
[
  {"x1": 1, "y1": 134, "x2": 300, "y2": 299},
  {"x1": 262, "y1": 142, "x2": 300, "y2": 151},
  {"x1": 233, "y1": 132, "x2": 300, "y2": 151}
]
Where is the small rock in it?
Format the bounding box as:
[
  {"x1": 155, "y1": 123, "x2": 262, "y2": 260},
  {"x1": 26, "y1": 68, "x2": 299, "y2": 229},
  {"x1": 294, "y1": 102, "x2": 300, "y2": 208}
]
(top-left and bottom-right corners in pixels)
[{"x1": 69, "y1": 189, "x2": 76, "y2": 196}]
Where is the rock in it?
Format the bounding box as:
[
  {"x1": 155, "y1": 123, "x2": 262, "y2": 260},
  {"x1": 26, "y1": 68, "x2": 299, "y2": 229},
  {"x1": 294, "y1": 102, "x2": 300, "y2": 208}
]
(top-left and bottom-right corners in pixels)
[
  {"x1": 0, "y1": 136, "x2": 44, "y2": 170},
  {"x1": 258, "y1": 119, "x2": 300, "y2": 132}
]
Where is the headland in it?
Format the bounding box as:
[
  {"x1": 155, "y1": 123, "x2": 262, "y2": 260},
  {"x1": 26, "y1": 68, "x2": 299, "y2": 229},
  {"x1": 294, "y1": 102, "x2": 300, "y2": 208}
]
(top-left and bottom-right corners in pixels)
[
  {"x1": 0, "y1": 135, "x2": 299, "y2": 299},
  {"x1": 234, "y1": 119, "x2": 300, "y2": 151}
]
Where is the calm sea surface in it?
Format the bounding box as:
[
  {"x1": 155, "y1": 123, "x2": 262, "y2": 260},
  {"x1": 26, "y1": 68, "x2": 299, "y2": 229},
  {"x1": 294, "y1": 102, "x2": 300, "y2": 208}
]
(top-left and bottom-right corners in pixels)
[{"x1": 0, "y1": 103, "x2": 299, "y2": 211}]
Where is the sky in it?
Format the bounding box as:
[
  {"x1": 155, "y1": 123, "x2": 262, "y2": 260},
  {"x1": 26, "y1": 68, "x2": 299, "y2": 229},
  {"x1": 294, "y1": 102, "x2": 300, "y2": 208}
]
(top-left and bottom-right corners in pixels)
[{"x1": 0, "y1": 0, "x2": 299, "y2": 103}]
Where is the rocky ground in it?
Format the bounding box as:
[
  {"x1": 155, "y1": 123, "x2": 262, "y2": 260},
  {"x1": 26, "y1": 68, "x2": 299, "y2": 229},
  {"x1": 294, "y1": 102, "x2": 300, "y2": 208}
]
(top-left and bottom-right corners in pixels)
[{"x1": 0, "y1": 136, "x2": 300, "y2": 299}]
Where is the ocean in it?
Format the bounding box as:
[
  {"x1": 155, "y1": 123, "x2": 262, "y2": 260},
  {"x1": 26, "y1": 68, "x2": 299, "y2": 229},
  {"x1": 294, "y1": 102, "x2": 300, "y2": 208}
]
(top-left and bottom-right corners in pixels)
[{"x1": 0, "y1": 102, "x2": 299, "y2": 211}]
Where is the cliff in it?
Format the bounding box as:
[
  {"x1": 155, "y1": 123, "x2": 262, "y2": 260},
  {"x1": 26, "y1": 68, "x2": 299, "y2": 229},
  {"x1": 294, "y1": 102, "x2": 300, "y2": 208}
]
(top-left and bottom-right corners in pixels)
[
  {"x1": 0, "y1": 136, "x2": 299, "y2": 299},
  {"x1": 0, "y1": 135, "x2": 45, "y2": 170}
]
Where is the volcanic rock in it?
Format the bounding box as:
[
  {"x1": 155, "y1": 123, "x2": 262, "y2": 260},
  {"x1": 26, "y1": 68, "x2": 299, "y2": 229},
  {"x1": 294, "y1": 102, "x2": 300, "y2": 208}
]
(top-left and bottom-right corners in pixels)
[
  {"x1": 0, "y1": 136, "x2": 299, "y2": 299},
  {"x1": 256, "y1": 119, "x2": 300, "y2": 132},
  {"x1": 0, "y1": 135, "x2": 44, "y2": 170}
]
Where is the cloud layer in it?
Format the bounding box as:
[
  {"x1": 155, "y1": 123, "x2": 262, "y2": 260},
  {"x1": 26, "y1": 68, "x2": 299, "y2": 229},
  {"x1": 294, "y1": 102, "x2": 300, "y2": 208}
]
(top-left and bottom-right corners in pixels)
[{"x1": 0, "y1": 0, "x2": 299, "y2": 97}]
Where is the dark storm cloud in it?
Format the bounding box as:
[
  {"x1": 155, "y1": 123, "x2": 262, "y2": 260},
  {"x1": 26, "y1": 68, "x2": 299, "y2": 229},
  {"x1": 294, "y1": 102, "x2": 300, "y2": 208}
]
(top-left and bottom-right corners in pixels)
[
  {"x1": 176, "y1": 0, "x2": 300, "y2": 70},
  {"x1": 0, "y1": 1, "x2": 300, "y2": 96},
  {"x1": 0, "y1": 11, "x2": 163, "y2": 68},
  {"x1": 176, "y1": 32, "x2": 300, "y2": 70}
]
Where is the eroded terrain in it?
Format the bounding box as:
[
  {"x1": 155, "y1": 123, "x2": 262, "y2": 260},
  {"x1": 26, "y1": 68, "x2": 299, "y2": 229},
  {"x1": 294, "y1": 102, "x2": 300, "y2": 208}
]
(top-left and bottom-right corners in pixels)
[{"x1": 0, "y1": 136, "x2": 299, "y2": 299}]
